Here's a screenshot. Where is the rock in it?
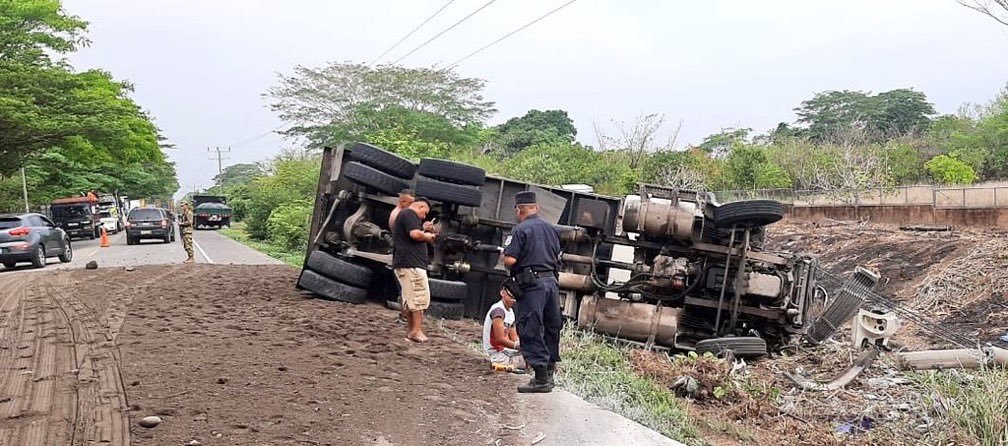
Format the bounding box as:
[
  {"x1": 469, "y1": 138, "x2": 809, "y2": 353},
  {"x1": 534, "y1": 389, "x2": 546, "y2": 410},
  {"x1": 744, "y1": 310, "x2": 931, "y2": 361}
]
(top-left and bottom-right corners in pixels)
[
  {"x1": 138, "y1": 416, "x2": 162, "y2": 428},
  {"x1": 130, "y1": 380, "x2": 140, "y2": 387},
  {"x1": 186, "y1": 440, "x2": 203, "y2": 446},
  {"x1": 217, "y1": 377, "x2": 229, "y2": 385},
  {"x1": 125, "y1": 266, "x2": 136, "y2": 272},
  {"x1": 85, "y1": 261, "x2": 98, "y2": 270}
]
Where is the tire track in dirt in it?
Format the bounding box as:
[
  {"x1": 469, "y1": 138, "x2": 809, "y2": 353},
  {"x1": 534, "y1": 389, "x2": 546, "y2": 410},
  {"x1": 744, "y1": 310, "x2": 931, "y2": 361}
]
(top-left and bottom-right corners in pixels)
[
  {"x1": 0, "y1": 272, "x2": 75, "y2": 446},
  {"x1": 46, "y1": 271, "x2": 130, "y2": 446},
  {"x1": 0, "y1": 267, "x2": 157, "y2": 446}
]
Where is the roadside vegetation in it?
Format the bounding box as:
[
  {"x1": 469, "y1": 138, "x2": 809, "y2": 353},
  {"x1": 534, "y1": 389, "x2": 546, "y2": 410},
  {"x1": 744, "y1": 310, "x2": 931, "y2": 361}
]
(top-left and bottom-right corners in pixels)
[
  {"x1": 911, "y1": 367, "x2": 1008, "y2": 446},
  {"x1": 0, "y1": 0, "x2": 179, "y2": 212}
]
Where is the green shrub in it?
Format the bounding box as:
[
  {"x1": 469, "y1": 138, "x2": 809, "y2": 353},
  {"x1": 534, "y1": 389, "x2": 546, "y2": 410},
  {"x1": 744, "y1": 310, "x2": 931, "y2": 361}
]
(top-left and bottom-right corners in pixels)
[
  {"x1": 925, "y1": 154, "x2": 978, "y2": 185},
  {"x1": 266, "y1": 202, "x2": 311, "y2": 251}
]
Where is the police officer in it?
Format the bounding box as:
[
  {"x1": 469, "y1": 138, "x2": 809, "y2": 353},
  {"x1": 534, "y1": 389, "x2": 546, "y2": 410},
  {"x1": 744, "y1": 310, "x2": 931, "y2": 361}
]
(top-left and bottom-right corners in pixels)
[
  {"x1": 179, "y1": 201, "x2": 195, "y2": 263},
  {"x1": 502, "y1": 191, "x2": 563, "y2": 393}
]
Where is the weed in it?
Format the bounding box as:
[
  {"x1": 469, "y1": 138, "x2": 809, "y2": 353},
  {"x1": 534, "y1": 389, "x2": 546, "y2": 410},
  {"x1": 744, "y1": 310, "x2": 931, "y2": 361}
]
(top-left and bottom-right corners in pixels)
[
  {"x1": 556, "y1": 327, "x2": 703, "y2": 445},
  {"x1": 909, "y1": 367, "x2": 1008, "y2": 446}
]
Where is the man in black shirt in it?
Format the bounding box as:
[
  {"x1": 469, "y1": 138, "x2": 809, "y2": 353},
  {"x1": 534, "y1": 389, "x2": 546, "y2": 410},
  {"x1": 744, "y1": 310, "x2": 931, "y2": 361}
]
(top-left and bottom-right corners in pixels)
[{"x1": 393, "y1": 197, "x2": 437, "y2": 342}]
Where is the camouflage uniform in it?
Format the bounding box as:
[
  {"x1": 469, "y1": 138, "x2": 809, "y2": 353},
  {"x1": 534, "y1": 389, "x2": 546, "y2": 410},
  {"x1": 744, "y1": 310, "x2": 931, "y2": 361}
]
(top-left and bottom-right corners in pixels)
[{"x1": 179, "y1": 204, "x2": 195, "y2": 262}]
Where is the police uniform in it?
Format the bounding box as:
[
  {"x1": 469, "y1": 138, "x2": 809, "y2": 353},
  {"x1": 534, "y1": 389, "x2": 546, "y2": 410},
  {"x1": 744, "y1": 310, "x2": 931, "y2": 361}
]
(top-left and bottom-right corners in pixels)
[
  {"x1": 179, "y1": 204, "x2": 195, "y2": 262},
  {"x1": 504, "y1": 191, "x2": 564, "y2": 392}
]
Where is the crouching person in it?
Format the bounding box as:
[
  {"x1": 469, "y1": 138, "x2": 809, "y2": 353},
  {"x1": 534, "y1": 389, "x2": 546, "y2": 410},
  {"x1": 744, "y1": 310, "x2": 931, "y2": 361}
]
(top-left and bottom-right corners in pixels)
[{"x1": 482, "y1": 282, "x2": 526, "y2": 373}]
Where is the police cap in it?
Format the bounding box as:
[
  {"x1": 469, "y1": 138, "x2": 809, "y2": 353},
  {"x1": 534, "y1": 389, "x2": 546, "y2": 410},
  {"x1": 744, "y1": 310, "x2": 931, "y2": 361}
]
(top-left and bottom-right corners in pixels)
[{"x1": 515, "y1": 191, "x2": 536, "y2": 205}]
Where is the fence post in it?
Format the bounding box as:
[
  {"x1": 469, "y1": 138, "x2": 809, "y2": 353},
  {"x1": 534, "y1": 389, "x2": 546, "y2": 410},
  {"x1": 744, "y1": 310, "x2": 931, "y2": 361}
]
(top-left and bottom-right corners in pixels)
[
  {"x1": 904, "y1": 186, "x2": 908, "y2": 205},
  {"x1": 995, "y1": 187, "x2": 999, "y2": 208},
  {"x1": 963, "y1": 188, "x2": 967, "y2": 208}
]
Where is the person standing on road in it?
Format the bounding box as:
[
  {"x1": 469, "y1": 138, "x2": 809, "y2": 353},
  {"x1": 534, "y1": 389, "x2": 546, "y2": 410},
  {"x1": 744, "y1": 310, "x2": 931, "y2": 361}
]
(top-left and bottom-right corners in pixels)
[
  {"x1": 502, "y1": 191, "x2": 563, "y2": 393},
  {"x1": 393, "y1": 197, "x2": 437, "y2": 342},
  {"x1": 179, "y1": 201, "x2": 195, "y2": 264}
]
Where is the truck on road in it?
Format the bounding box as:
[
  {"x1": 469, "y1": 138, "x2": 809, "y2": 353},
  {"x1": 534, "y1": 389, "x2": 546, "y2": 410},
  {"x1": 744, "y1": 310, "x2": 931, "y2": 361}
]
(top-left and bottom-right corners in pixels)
[
  {"x1": 50, "y1": 196, "x2": 101, "y2": 240},
  {"x1": 192, "y1": 194, "x2": 232, "y2": 229},
  {"x1": 295, "y1": 143, "x2": 875, "y2": 356}
]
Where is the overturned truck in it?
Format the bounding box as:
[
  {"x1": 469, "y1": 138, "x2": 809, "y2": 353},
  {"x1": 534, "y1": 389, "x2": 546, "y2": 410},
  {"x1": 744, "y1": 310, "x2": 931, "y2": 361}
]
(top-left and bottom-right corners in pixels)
[{"x1": 297, "y1": 143, "x2": 874, "y2": 356}]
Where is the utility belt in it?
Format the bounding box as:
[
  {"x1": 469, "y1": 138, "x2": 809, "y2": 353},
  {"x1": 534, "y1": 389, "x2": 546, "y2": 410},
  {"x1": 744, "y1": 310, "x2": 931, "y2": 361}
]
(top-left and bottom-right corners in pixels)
[{"x1": 506, "y1": 268, "x2": 557, "y2": 300}]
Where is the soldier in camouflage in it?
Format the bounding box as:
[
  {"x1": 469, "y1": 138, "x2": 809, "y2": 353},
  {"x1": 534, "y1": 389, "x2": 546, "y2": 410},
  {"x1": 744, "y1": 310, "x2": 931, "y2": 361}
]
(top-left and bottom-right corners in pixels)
[{"x1": 179, "y1": 201, "x2": 195, "y2": 263}]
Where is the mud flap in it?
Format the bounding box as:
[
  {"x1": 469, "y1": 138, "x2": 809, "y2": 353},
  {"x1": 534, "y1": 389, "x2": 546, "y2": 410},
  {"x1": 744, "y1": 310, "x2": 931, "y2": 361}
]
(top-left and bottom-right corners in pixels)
[{"x1": 803, "y1": 267, "x2": 880, "y2": 344}]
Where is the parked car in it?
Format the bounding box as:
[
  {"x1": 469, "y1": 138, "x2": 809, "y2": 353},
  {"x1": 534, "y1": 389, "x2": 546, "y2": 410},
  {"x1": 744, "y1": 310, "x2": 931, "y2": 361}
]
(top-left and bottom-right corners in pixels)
[
  {"x1": 125, "y1": 208, "x2": 175, "y2": 245},
  {"x1": 0, "y1": 213, "x2": 73, "y2": 269}
]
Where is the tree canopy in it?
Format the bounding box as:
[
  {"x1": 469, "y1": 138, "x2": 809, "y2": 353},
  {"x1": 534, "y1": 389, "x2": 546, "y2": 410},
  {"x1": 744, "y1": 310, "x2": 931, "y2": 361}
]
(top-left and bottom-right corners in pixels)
[
  {"x1": 0, "y1": 0, "x2": 178, "y2": 211},
  {"x1": 266, "y1": 62, "x2": 496, "y2": 150},
  {"x1": 795, "y1": 89, "x2": 936, "y2": 143},
  {"x1": 493, "y1": 109, "x2": 577, "y2": 154}
]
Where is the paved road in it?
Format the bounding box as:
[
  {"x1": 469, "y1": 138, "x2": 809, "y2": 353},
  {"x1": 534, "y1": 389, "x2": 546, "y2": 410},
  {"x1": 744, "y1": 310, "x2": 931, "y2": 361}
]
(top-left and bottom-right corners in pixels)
[{"x1": 0, "y1": 228, "x2": 282, "y2": 274}]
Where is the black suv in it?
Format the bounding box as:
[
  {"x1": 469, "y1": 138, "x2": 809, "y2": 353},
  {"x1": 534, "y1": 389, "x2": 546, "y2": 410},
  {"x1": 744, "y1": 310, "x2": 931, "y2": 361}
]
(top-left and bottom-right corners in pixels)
[
  {"x1": 0, "y1": 213, "x2": 73, "y2": 269},
  {"x1": 125, "y1": 208, "x2": 175, "y2": 245}
]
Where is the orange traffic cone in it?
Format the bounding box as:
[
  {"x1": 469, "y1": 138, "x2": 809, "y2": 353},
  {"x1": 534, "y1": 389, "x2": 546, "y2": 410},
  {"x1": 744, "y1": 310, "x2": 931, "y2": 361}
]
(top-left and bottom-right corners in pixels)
[{"x1": 100, "y1": 227, "x2": 110, "y2": 248}]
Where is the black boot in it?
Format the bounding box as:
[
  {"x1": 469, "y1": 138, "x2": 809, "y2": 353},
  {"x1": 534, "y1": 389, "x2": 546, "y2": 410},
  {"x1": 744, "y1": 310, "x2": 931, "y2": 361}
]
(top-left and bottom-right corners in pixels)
[
  {"x1": 546, "y1": 362, "x2": 557, "y2": 388},
  {"x1": 517, "y1": 366, "x2": 553, "y2": 393}
]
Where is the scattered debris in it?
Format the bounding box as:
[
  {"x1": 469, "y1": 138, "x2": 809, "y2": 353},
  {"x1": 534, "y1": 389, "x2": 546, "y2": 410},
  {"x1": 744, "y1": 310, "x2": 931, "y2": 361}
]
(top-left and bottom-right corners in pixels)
[
  {"x1": 784, "y1": 347, "x2": 880, "y2": 390},
  {"x1": 501, "y1": 423, "x2": 525, "y2": 431},
  {"x1": 896, "y1": 345, "x2": 1008, "y2": 370},
  {"x1": 138, "y1": 415, "x2": 162, "y2": 428},
  {"x1": 185, "y1": 440, "x2": 203, "y2": 446},
  {"x1": 530, "y1": 432, "x2": 546, "y2": 444},
  {"x1": 85, "y1": 260, "x2": 98, "y2": 270},
  {"x1": 898, "y1": 225, "x2": 952, "y2": 232},
  {"x1": 125, "y1": 266, "x2": 136, "y2": 272},
  {"x1": 835, "y1": 415, "x2": 875, "y2": 435}
]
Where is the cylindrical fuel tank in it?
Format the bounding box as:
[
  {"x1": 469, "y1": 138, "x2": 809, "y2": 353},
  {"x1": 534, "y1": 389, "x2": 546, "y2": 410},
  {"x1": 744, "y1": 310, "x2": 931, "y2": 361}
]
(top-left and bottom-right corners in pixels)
[
  {"x1": 577, "y1": 295, "x2": 681, "y2": 348},
  {"x1": 622, "y1": 197, "x2": 697, "y2": 242}
]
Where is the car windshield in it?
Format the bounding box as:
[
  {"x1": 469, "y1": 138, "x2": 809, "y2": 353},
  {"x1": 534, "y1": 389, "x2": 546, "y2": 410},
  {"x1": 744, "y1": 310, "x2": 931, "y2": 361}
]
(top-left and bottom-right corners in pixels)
[
  {"x1": 129, "y1": 209, "x2": 162, "y2": 221},
  {"x1": 51, "y1": 205, "x2": 89, "y2": 219},
  {"x1": 0, "y1": 218, "x2": 22, "y2": 229}
]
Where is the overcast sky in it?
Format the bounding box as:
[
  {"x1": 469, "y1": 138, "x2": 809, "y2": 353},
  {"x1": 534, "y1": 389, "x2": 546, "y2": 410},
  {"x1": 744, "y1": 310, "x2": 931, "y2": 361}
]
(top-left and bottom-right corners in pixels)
[{"x1": 62, "y1": 0, "x2": 1008, "y2": 196}]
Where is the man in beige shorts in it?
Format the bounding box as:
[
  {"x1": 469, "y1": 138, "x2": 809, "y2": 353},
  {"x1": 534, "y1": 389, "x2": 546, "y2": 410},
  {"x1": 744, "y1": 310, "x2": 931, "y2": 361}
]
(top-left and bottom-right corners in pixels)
[{"x1": 392, "y1": 197, "x2": 437, "y2": 342}]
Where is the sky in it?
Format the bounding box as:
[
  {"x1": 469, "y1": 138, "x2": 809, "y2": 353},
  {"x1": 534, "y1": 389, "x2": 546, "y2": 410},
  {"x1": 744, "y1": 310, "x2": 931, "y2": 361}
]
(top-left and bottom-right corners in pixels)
[{"x1": 61, "y1": 0, "x2": 1008, "y2": 196}]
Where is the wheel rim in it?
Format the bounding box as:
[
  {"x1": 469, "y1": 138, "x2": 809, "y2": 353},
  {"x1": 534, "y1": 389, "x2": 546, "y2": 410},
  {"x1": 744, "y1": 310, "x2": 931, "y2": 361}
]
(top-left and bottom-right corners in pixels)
[
  {"x1": 65, "y1": 242, "x2": 72, "y2": 260},
  {"x1": 37, "y1": 247, "x2": 45, "y2": 264}
]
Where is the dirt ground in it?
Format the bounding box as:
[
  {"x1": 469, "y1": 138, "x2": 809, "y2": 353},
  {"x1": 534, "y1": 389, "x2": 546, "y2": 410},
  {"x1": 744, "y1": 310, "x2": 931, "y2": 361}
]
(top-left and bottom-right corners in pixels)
[{"x1": 0, "y1": 264, "x2": 527, "y2": 446}]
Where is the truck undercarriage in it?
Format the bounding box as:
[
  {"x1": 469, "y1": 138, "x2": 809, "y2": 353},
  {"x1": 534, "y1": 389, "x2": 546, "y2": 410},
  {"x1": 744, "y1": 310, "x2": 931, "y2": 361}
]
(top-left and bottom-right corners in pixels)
[{"x1": 297, "y1": 143, "x2": 876, "y2": 356}]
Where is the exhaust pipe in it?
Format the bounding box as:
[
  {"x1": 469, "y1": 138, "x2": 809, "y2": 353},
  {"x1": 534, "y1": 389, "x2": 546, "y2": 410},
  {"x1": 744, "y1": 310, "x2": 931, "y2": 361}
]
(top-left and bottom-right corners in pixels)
[{"x1": 577, "y1": 295, "x2": 681, "y2": 348}]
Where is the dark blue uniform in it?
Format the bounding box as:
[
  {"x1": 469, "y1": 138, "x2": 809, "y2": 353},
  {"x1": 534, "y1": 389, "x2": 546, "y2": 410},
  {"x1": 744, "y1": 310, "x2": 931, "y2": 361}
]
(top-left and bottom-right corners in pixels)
[{"x1": 504, "y1": 213, "x2": 564, "y2": 369}]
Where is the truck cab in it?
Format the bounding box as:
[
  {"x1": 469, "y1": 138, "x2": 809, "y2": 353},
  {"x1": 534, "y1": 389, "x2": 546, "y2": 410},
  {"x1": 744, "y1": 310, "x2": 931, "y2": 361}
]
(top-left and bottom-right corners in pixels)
[{"x1": 49, "y1": 196, "x2": 101, "y2": 240}]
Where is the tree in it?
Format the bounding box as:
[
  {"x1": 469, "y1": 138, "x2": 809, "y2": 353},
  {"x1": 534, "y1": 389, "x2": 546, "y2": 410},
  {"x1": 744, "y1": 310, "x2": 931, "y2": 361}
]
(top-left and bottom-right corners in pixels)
[
  {"x1": 596, "y1": 113, "x2": 680, "y2": 169},
  {"x1": 721, "y1": 145, "x2": 791, "y2": 191},
  {"x1": 0, "y1": 0, "x2": 88, "y2": 65},
  {"x1": 498, "y1": 143, "x2": 637, "y2": 195},
  {"x1": 697, "y1": 127, "x2": 751, "y2": 158},
  {"x1": 794, "y1": 89, "x2": 936, "y2": 143},
  {"x1": 212, "y1": 163, "x2": 264, "y2": 188},
  {"x1": 926, "y1": 154, "x2": 979, "y2": 185},
  {"x1": 958, "y1": 0, "x2": 1008, "y2": 26},
  {"x1": 266, "y1": 62, "x2": 496, "y2": 150},
  {"x1": 493, "y1": 109, "x2": 577, "y2": 154}
]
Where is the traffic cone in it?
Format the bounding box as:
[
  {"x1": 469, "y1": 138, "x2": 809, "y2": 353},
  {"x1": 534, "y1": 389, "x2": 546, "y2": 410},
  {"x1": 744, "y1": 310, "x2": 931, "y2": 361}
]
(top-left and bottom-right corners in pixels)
[{"x1": 100, "y1": 227, "x2": 110, "y2": 248}]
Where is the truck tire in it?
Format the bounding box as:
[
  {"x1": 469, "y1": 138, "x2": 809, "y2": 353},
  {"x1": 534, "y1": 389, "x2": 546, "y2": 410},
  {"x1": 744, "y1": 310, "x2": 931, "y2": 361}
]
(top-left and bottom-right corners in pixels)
[
  {"x1": 695, "y1": 337, "x2": 767, "y2": 358},
  {"x1": 305, "y1": 250, "x2": 373, "y2": 288},
  {"x1": 299, "y1": 270, "x2": 368, "y2": 304},
  {"x1": 428, "y1": 278, "x2": 468, "y2": 303},
  {"x1": 385, "y1": 298, "x2": 464, "y2": 319},
  {"x1": 344, "y1": 161, "x2": 410, "y2": 196},
  {"x1": 414, "y1": 177, "x2": 482, "y2": 207},
  {"x1": 418, "y1": 159, "x2": 486, "y2": 186},
  {"x1": 713, "y1": 200, "x2": 784, "y2": 229},
  {"x1": 348, "y1": 142, "x2": 417, "y2": 179}
]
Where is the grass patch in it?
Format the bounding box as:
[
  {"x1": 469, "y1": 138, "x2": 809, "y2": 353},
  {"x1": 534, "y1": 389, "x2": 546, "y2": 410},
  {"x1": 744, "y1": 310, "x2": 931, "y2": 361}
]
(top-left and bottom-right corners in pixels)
[
  {"x1": 218, "y1": 222, "x2": 305, "y2": 267},
  {"x1": 909, "y1": 367, "x2": 1008, "y2": 446},
  {"x1": 556, "y1": 327, "x2": 702, "y2": 445}
]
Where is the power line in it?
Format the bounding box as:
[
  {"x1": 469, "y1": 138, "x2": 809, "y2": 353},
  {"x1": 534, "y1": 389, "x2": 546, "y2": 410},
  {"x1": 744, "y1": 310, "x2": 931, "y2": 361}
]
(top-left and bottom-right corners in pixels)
[
  {"x1": 371, "y1": 0, "x2": 456, "y2": 65},
  {"x1": 392, "y1": 0, "x2": 497, "y2": 64},
  {"x1": 449, "y1": 0, "x2": 577, "y2": 67},
  {"x1": 227, "y1": 123, "x2": 289, "y2": 149},
  {"x1": 208, "y1": 146, "x2": 231, "y2": 176}
]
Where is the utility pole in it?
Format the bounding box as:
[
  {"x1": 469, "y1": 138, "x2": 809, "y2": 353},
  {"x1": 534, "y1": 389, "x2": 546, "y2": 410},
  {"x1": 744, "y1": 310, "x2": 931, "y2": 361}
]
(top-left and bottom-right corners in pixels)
[
  {"x1": 208, "y1": 146, "x2": 231, "y2": 178},
  {"x1": 20, "y1": 166, "x2": 29, "y2": 213}
]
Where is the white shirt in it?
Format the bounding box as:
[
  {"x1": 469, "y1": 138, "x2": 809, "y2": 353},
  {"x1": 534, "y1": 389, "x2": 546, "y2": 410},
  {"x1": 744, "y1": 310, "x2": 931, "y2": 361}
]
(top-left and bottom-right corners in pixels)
[{"x1": 482, "y1": 301, "x2": 515, "y2": 354}]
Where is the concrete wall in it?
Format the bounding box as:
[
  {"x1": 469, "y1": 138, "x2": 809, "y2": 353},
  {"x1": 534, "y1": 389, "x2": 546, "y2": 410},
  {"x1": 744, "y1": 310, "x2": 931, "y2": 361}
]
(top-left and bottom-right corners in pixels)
[{"x1": 784, "y1": 204, "x2": 1008, "y2": 229}]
